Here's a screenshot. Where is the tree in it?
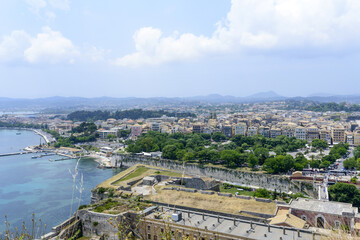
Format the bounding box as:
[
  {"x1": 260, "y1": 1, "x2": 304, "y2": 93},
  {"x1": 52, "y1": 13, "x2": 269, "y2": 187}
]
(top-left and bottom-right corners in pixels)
[
  {"x1": 311, "y1": 139, "x2": 328, "y2": 150},
  {"x1": 107, "y1": 134, "x2": 116, "y2": 140},
  {"x1": 248, "y1": 154, "x2": 259, "y2": 169},
  {"x1": 253, "y1": 147, "x2": 269, "y2": 165},
  {"x1": 212, "y1": 132, "x2": 227, "y2": 142},
  {"x1": 343, "y1": 157, "x2": 358, "y2": 170},
  {"x1": 162, "y1": 145, "x2": 178, "y2": 159},
  {"x1": 319, "y1": 160, "x2": 330, "y2": 169},
  {"x1": 183, "y1": 152, "x2": 195, "y2": 161},
  {"x1": 254, "y1": 188, "x2": 270, "y2": 198},
  {"x1": 310, "y1": 160, "x2": 321, "y2": 169},
  {"x1": 354, "y1": 146, "x2": 360, "y2": 159},
  {"x1": 328, "y1": 183, "x2": 360, "y2": 208},
  {"x1": 294, "y1": 154, "x2": 308, "y2": 171},
  {"x1": 263, "y1": 155, "x2": 294, "y2": 174},
  {"x1": 219, "y1": 150, "x2": 241, "y2": 167}
]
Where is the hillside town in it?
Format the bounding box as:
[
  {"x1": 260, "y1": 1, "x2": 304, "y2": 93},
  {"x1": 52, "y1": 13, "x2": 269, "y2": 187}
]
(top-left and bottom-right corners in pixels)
[{"x1": 2, "y1": 103, "x2": 360, "y2": 239}]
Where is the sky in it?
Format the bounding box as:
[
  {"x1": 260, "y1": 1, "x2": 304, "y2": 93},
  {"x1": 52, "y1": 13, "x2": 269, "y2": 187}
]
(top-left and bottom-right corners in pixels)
[{"x1": 1, "y1": 0, "x2": 360, "y2": 98}]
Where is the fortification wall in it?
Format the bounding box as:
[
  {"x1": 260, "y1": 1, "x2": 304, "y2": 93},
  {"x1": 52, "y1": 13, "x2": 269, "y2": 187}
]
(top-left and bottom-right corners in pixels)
[{"x1": 112, "y1": 154, "x2": 313, "y2": 195}]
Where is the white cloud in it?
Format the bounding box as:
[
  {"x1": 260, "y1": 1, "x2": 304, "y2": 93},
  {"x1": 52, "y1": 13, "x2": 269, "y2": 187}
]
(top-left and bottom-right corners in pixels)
[
  {"x1": 0, "y1": 31, "x2": 31, "y2": 62},
  {"x1": 48, "y1": 0, "x2": 70, "y2": 11},
  {"x1": 84, "y1": 44, "x2": 106, "y2": 62},
  {"x1": 24, "y1": 27, "x2": 79, "y2": 64},
  {"x1": 45, "y1": 11, "x2": 56, "y2": 23},
  {"x1": 25, "y1": 0, "x2": 47, "y2": 13},
  {"x1": 114, "y1": 0, "x2": 360, "y2": 67},
  {"x1": 25, "y1": 0, "x2": 70, "y2": 14},
  {"x1": 0, "y1": 27, "x2": 78, "y2": 64}
]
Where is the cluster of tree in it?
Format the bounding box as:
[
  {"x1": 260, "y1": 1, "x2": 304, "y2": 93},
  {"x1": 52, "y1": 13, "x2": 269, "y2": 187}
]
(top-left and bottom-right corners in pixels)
[
  {"x1": 305, "y1": 102, "x2": 360, "y2": 112},
  {"x1": 71, "y1": 122, "x2": 97, "y2": 134},
  {"x1": 343, "y1": 146, "x2": 360, "y2": 169},
  {"x1": 67, "y1": 109, "x2": 196, "y2": 122},
  {"x1": 45, "y1": 127, "x2": 98, "y2": 148},
  {"x1": 0, "y1": 121, "x2": 45, "y2": 129},
  {"x1": 126, "y1": 131, "x2": 308, "y2": 173},
  {"x1": 310, "y1": 142, "x2": 349, "y2": 169},
  {"x1": 329, "y1": 182, "x2": 360, "y2": 208},
  {"x1": 283, "y1": 100, "x2": 360, "y2": 113},
  {"x1": 231, "y1": 134, "x2": 307, "y2": 153},
  {"x1": 311, "y1": 139, "x2": 328, "y2": 150}
]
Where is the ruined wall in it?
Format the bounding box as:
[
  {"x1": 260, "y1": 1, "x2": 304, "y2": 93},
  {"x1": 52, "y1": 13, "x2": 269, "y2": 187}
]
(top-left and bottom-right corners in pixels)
[
  {"x1": 77, "y1": 209, "x2": 125, "y2": 238},
  {"x1": 112, "y1": 154, "x2": 313, "y2": 195}
]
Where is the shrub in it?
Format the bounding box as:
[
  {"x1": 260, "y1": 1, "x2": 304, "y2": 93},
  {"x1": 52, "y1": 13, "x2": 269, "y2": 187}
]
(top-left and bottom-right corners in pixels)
[
  {"x1": 97, "y1": 187, "x2": 106, "y2": 194},
  {"x1": 254, "y1": 188, "x2": 270, "y2": 198}
]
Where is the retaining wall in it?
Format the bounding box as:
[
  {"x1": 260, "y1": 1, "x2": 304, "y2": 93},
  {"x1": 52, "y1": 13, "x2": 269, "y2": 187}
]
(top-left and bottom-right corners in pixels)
[{"x1": 112, "y1": 154, "x2": 312, "y2": 194}]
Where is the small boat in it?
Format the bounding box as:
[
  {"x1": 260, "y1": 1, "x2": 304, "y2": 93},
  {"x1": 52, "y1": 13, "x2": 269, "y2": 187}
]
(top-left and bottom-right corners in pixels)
[
  {"x1": 16, "y1": 133, "x2": 21, "y2": 135},
  {"x1": 31, "y1": 156, "x2": 38, "y2": 159},
  {"x1": 49, "y1": 159, "x2": 54, "y2": 162}
]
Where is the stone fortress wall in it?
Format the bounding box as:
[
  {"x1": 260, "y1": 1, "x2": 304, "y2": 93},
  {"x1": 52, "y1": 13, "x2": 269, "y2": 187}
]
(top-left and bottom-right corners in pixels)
[{"x1": 111, "y1": 154, "x2": 316, "y2": 196}]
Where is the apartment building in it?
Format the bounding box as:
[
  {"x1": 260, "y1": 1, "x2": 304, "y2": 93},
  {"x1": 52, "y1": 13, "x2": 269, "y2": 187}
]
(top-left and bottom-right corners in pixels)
[
  {"x1": 332, "y1": 126, "x2": 346, "y2": 144},
  {"x1": 222, "y1": 125, "x2": 233, "y2": 138},
  {"x1": 258, "y1": 126, "x2": 270, "y2": 138},
  {"x1": 234, "y1": 123, "x2": 247, "y2": 136},
  {"x1": 130, "y1": 125, "x2": 142, "y2": 139},
  {"x1": 319, "y1": 129, "x2": 331, "y2": 144},
  {"x1": 282, "y1": 127, "x2": 295, "y2": 138},
  {"x1": 346, "y1": 132, "x2": 354, "y2": 146},
  {"x1": 270, "y1": 127, "x2": 282, "y2": 139},
  {"x1": 247, "y1": 126, "x2": 258, "y2": 137},
  {"x1": 151, "y1": 122, "x2": 161, "y2": 132},
  {"x1": 354, "y1": 128, "x2": 360, "y2": 146},
  {"x1": 306, "y1": 126, "x2": 319, "y2": 142},
  {"x1": 192, "y1": 124, "x2": 204, "y2": 134},
  {"x1": 295, "y1": 126, "x2": 306, "y2": 140}
]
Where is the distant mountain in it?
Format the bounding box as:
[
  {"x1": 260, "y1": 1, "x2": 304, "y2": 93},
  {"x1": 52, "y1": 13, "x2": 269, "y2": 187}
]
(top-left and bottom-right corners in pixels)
[
  {"x1": 1, "y1": 92, "x2": 360, "y2": 112},
  {"x1": 246, "y1": 91, "x2": 284, "y2": 100}
]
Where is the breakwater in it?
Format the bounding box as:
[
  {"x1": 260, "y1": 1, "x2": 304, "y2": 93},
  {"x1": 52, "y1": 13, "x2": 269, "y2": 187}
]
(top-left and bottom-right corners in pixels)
[{"x1": 112, "y1": 154, "x2": 316, "y2": 196}]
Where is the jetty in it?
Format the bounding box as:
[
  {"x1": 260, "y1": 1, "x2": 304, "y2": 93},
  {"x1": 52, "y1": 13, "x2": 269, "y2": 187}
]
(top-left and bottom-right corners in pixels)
[{"x1": 0, "y1": 152, "x2": 32, "y2": 157}]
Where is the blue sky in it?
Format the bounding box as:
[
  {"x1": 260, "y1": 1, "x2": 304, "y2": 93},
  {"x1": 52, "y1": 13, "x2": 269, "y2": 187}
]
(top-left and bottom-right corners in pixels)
[{"x1": 1, "y1": 0, "x2": 360, "y2": 98}]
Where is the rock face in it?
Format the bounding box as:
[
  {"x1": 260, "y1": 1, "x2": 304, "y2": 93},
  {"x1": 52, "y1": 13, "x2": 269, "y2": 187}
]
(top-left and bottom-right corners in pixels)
[{"x1": 112, "y1": 154, "x2": 315, "y2": 195}]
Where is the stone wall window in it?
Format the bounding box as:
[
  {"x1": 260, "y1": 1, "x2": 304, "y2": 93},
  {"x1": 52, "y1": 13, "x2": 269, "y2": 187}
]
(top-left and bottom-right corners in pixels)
[
  {"x1": 301, "y1": 215, "x2": 307, "y2": 222},
  {"x1": 334, "y1": 221, "x2": 341, "y2": 229},
  {"x1": 316, "y1": 216, "x2": 325, "y2": 228}
]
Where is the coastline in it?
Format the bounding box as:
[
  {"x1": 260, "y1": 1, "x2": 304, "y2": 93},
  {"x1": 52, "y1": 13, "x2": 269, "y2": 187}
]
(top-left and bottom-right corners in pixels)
[
  {"x1": 87, "y1": 153, "x2": 112, "y2": 168},
  {"x1": 0, "y1": 127, "x2": 54, "y2": 144}
]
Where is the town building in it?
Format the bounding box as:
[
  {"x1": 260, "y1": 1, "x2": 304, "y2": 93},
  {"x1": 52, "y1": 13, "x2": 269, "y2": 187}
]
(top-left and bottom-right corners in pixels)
[
  {"x1": 332, "y1": 126, "x2": 346, "y2": 144},
  {"x1": 222, "y1": 125, "x2": 233, "y2": 138},
  {"x1": 234, "y1": 123, "x2": 247, "y2": 136},
  {"x1": 270, "y1": 127, "x2": 282, "y2": 139},
  {"x1": 295, "y1": 127, "x2": 306, "y2": 140},
  {"x1": 277, "y1": 198, "x2": 360, "y2": 231},
  {"x1": 131, "y1": 125, "x2": 142, "y2": 139},
  {"x1": 151, "y1": 122, "x2": 161, "y2": 132},
  {"x1": 306, "y1": 126, "x2": 319, "y2": 142},
  {"x1": 247, "y1": 126, "x2": 258, "y2": 137}
]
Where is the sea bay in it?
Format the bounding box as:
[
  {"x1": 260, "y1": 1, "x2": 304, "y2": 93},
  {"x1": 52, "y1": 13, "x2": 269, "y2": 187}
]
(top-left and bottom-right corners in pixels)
[{"x1": 0, "y1": 129, "x2": 122, "y2": 233}]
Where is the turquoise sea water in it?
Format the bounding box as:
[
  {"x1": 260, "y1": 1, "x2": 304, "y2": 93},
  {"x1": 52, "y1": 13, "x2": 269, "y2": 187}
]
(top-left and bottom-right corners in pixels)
[{"x1": 0, "y1": 129, "x2": 122, "y2": 233}]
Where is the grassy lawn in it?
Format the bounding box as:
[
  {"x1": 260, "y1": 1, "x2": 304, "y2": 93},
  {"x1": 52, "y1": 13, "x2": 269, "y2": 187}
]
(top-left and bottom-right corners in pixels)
[
  {"x1": 114, "y1": 166, "x2": 150, "y2": 183},
  {"x1": 219, "y1": 185, "x2": 255, "y2": 197},
  {"x1": 154, "y1": 170, "x2": 183, "y2": 178}
]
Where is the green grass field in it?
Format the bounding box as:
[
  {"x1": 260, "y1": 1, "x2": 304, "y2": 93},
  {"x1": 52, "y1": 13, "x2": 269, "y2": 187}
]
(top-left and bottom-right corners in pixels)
[
  {"x1": 154, "y1": 170, "x2": 183, "y2": 177},
  {"x1": 219, "y1": 185, "x2": 255, "y2": 197},
  {"x1": 114, "y1": 166, "x2": 150, "y2": 183}
]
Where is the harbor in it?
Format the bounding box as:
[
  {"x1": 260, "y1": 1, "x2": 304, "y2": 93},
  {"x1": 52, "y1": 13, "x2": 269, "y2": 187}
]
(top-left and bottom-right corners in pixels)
[{"x1": 0, "y1": 128, "x2": 123, "y2": 233}]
